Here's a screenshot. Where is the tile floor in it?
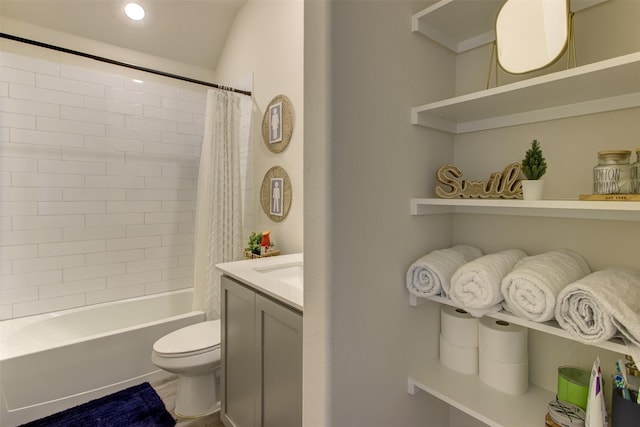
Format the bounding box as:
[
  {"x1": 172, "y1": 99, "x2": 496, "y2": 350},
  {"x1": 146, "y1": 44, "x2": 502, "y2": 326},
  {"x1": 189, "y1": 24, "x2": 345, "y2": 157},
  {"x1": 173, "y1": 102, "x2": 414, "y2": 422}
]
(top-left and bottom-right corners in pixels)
[{"x1": 152, "y1": 375, "x2": 224, "y2": 427}]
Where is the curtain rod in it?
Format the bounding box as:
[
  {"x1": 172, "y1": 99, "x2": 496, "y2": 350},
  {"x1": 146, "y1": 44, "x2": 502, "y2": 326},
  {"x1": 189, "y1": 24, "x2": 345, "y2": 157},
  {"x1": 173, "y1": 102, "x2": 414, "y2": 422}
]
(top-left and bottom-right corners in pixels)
[{"x1": 0, "y1": 33, "x2": 252, "y2": 96}]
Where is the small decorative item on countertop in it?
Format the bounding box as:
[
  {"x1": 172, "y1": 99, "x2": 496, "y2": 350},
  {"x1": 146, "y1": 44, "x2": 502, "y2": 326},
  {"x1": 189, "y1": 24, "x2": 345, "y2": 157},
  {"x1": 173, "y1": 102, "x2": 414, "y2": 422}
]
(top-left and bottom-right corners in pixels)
[
  {"x1": 244, "y1": 231, "x2": 280, "y2": 259},
  {"x1": 520, "y1": 139, "x2": 547, "y2": 200},
  {"x1": 593, "y1": 150, "x2": 631, "y2": 195},
  {"x1": 631, "y1": 147, "x2": 640, "y2": 194},
  {"x1": 434, "y1": 163, "x2": 522, "y2": 199},
  {"x1": 260, "y1": 230, "x2": 271, "y2": 255}
]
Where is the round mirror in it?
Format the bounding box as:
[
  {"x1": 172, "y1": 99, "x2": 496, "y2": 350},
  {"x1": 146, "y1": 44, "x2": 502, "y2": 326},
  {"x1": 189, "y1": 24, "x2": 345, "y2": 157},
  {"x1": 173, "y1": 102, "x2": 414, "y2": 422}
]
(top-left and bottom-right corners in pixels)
[{"x1": 495, "y1": 0, "x2": 569, "y2": 74}]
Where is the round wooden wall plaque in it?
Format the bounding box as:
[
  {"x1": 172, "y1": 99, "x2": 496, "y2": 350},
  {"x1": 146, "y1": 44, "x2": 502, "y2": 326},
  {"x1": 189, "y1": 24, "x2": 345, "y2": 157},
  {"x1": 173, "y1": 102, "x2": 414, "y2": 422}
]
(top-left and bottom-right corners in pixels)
[
  {"x1": 260, "y1": 166, "x2": 292, "y2": 222},
  {"x1": 261, "y1": 95, "x2": 294, "y2": 153}
]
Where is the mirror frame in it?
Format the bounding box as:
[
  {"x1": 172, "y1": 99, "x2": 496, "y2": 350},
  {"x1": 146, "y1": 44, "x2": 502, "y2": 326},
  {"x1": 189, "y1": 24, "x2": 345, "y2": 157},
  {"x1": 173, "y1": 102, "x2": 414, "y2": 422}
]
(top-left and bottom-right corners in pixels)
[{"x1": 495, "y1": 0, "x2": 570, "y2": 75}]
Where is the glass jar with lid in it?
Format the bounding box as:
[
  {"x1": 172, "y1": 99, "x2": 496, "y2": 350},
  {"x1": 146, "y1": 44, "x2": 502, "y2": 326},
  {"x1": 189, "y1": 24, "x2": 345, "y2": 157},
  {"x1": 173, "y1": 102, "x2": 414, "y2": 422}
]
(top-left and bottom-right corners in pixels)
[
  {"x1": 631, "y1": 148, "x2": 640, "y2": 194},
  {"x1": 593, "y1": 150, "x2": 631, "y2": 195}
]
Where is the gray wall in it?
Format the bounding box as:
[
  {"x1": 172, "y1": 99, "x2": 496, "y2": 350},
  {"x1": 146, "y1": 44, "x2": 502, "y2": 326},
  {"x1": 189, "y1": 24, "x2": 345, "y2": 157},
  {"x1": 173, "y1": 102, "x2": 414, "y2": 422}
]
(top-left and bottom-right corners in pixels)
[
  {"x1": 304, "y1": 0, "x2": 640, "y2": 425},
  {"x1": 305, "y1": 1, "x2": 457, "y2": 425}
]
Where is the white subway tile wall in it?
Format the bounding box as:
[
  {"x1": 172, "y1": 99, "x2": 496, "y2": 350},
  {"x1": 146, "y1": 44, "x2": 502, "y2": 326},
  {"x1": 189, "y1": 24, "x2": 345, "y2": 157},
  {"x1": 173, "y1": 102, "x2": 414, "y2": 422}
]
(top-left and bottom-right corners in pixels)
[{"x1": 0, "y1": 52, "x2": 253, "y2": 319}]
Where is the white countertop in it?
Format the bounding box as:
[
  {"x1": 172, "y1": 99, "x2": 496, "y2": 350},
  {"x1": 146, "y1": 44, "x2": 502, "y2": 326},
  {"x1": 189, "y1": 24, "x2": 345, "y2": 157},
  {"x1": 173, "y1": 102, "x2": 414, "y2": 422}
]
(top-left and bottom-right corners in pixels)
[{"x1": 216, "y1": 253, "x2": 303, "y2": 311}]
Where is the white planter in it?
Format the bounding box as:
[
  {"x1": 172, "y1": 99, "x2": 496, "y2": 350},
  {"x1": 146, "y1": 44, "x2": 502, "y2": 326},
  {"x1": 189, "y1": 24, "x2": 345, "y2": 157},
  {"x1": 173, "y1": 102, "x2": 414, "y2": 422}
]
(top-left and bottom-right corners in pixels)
[{"x1": 521, "y1": 180, "x2": 544, "y2": 200}]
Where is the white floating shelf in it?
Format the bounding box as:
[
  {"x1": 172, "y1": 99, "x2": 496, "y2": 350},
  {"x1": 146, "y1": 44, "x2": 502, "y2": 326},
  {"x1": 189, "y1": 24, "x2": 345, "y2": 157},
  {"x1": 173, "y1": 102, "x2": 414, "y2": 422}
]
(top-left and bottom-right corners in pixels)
[
  {"x1": 411, "y1": 0, "x2": 503, "y2": 53},
  {"x1": 412, "y1": 0, "x2": 609, "y2": 54},
  {"x1": 412, "y1": 295, "x2": 629, "y2": 354},
  {"x1": 408, "y1": 359, "x2": 554, "y2": 427},
  {"x1": 411, "y1": 53, "x2": 640, "y2": 134},
  {"x1": 410, "y1": 198, "x2": 640, "y2": 221}
]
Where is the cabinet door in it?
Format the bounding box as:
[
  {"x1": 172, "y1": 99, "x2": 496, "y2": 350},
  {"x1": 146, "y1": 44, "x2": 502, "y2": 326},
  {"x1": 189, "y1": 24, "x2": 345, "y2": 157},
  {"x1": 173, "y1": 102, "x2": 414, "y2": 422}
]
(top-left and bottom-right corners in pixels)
[
  {"x1": 256, "y1": 295, "x2": 302, "y2": 427},
  {"x1": 221, "y1": 276, "x2": 257, "y2": 427}
]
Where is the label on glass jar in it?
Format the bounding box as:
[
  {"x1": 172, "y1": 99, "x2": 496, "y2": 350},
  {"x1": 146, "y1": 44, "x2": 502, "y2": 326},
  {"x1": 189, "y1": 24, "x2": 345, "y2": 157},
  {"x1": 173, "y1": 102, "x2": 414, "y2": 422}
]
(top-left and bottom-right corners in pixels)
[
  {"x1": 632, "y1": 162, "x2": 640, "y2": 194},
  {"x1": 593, "y1": 165, "x2": 630, "y2": 194}
]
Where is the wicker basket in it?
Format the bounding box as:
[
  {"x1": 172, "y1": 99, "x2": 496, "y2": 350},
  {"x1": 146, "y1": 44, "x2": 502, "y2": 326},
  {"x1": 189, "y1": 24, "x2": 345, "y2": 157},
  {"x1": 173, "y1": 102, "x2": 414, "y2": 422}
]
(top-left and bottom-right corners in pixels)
[{"x1": 244, "y1": 249, "x2": 281, "y2": 260}]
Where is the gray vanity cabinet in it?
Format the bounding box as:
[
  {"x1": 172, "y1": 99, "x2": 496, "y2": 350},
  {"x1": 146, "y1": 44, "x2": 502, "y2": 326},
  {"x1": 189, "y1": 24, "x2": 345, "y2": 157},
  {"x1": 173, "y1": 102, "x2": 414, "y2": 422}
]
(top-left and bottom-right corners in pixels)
[
  {"x1": 220, "y1": 275, "x2": 302, "y2": 427},
  {"x1": 221, "y1": 275, "x2": 257, "y2": 427}
]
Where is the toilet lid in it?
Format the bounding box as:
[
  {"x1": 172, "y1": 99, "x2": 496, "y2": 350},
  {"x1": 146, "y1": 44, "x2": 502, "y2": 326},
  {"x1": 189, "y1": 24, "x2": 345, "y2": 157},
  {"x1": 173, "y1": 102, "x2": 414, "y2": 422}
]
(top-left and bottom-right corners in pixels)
[{"x1": 153, "y1": 320, "x2": 221, "y2": 355}]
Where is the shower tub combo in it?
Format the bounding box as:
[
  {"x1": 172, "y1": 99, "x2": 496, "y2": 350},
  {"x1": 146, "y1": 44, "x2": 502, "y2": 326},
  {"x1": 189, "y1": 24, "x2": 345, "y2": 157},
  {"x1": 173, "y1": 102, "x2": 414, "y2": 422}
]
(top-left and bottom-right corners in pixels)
[{"x1": 0, "y1": 289, "x2": 205, "y2": 426}]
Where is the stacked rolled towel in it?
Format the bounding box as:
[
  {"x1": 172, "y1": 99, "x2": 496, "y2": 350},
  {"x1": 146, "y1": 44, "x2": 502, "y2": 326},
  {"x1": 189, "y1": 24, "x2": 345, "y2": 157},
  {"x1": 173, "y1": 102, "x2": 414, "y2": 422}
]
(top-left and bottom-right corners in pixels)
[
  {"x1": 555, "y1": 267, "x2": 640, "y2": 348},
  {"x1": 501, "y1": 249, "x2": 591, "y2": 322},
  {"x1": 449, "y1": 249, "x2": 527, "y2": 317},
  {"x1": 406, "y1": 245, "x2": 483, "y2": 298}
]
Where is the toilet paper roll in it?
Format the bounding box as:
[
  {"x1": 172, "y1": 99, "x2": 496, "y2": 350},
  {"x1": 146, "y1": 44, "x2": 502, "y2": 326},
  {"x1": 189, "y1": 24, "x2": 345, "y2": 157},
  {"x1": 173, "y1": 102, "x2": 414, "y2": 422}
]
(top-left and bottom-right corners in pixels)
[
  {"x1": 479, "y1": 352, "x2": 529, "y2": 395},
  {"x1": 439, "y1": 334, "x2": 478, "y2": 374},
  {"x1": 440, "y1": 305, "x2": 479, "y2": 348},
  {"x1": 479, "y1": 317, "x2": 528, "y2": 363}
]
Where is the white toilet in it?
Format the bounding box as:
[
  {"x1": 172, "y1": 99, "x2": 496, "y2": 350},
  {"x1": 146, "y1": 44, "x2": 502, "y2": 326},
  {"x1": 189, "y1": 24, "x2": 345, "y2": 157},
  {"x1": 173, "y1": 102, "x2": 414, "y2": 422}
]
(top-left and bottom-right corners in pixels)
[{"x1": 151, "y1": 319, "x2": 221, "y2": 418}]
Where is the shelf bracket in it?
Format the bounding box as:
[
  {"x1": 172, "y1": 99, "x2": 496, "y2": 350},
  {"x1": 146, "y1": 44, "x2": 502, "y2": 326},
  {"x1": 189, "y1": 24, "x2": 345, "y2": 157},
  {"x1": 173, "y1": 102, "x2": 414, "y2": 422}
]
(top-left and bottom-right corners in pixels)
[
  {"x1": 407, "y1": 379, "x2": 417, "y2": 395},
  {"x1": 409, "y1": 294, "x2": 429, "y2": 306}
]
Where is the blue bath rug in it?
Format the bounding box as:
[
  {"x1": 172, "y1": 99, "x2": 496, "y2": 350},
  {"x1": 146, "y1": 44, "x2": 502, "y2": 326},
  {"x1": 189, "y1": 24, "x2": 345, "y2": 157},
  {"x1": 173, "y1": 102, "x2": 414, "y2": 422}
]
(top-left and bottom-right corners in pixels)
[{"x1": 18, "y1": 382, "x2": 175, "y2": 427}]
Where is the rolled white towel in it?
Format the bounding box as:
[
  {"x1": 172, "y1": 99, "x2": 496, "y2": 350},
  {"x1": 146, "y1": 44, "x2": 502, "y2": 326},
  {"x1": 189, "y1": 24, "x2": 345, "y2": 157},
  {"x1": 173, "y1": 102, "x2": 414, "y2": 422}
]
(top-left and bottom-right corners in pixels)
[
  {"x1": 406, "y1": 245, "x2": 483, "y2": 298},
  {"x1": 555, "y1": 267, "x2": 640, "y2": 348},
  {"x1": 501, "y1": 249, "x2": 591, "y2": 322},
  {"x1": 449, "y1": 249, "x2": 527, "y2": 317}
]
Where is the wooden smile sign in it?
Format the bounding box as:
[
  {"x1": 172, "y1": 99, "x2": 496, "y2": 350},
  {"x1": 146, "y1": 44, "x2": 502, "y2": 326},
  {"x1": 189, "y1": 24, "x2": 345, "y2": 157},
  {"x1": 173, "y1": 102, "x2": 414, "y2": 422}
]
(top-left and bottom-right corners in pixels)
[{"x1": 435, "y1": 163, "x2": 523, "y2": 199}]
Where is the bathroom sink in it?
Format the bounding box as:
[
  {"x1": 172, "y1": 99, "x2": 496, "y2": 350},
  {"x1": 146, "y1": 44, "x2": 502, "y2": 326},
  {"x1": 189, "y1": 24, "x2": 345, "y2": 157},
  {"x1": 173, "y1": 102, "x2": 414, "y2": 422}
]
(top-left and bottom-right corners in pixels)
[
  {"x1": 254, "y1": 262, "x2": 303, "y2": 289},
  {"x1": 216, "y1": 253, "x2": 304, "y2": 310}
]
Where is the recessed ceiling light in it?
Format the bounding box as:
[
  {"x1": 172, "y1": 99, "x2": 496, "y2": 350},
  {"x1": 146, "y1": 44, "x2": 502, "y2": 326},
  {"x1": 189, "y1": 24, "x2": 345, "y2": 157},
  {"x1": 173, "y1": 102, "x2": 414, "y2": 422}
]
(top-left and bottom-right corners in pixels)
[{"x1": 124, "y1": 3, "x2": 145, "y2": 21}]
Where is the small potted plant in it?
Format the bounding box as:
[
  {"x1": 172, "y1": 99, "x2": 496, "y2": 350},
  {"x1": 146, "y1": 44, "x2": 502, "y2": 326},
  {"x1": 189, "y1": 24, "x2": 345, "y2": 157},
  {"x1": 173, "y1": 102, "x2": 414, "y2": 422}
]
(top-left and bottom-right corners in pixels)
[
  {"x1": 247, "y1": 232, "x2": 263, "y2": 257},
  {"x1": 245, "y1": 231, "x2": 278, "y2": 259},
  {"x1": 521, "y1": 139, "x2": 547, "y2": 200}
]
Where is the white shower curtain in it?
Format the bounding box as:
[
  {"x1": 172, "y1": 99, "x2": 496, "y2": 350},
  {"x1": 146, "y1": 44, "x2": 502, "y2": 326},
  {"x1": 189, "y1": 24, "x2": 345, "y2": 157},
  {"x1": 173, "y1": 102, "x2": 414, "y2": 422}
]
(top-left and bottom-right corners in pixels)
[{"x1": 193, "y1": 88, "x2": 244, "y2": 320}]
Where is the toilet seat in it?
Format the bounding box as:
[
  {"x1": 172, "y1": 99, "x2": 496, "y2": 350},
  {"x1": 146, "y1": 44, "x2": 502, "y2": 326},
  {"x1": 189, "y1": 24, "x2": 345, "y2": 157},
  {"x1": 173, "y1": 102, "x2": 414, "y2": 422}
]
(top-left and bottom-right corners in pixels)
[
  {"x1": 151, "y1": 319, "x2": 222, "y2": 417},
  {"x1": 153, "y1": 320, "x2": 221, "y2": 358}
]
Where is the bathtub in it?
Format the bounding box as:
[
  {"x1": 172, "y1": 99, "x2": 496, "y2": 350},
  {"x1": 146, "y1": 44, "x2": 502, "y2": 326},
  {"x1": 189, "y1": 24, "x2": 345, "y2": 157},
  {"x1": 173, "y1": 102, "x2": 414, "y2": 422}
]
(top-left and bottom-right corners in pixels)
[{"x1": 0, "y1": 289, "x2": 205, "y2": 426}]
